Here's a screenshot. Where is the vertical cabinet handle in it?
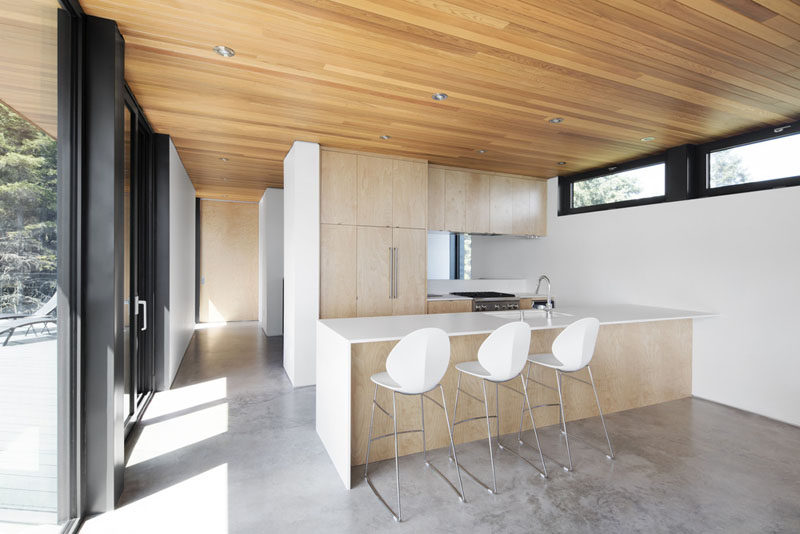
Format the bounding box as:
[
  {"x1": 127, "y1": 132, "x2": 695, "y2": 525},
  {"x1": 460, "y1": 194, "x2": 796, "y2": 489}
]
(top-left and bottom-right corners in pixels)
[
  {"x1": 389, "y1": 247, "x2": 394, "y2": 299},
  {"x1": 394, "y1": 247, "x2": 399, "y2": 299}
]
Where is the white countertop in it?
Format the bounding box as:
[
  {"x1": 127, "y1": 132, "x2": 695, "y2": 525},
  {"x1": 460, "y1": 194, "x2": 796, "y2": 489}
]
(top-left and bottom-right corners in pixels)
[{"x1": 319, "y1": 303, "x2": 716, "y2": 343}]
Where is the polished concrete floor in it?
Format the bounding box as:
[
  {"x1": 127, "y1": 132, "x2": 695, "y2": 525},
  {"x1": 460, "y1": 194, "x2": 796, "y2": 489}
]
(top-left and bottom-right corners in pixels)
[{"x1": 83, "y1": 322, "x2": 800, "y2": 533}]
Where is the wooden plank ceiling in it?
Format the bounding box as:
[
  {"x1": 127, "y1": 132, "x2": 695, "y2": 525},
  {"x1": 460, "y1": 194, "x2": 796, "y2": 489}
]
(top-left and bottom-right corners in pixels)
[
  {"x1": 0, "y1": 0, "x2": 59, "y2": 139},
  {"x1": 80, "y1": 0, "x2": 800, "y2": 201}
]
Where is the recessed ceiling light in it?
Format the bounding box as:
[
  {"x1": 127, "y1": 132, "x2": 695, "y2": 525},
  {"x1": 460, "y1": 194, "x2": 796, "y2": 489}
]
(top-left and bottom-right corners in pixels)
[
  {"x1": 219, "y1": 156, "x2": 229, "y2": 162},
  {"x1": 379, "y1": 135, "x2": 391, "y2": 140},
  {"x1": 432, "y1": 92, "x2": 448, "y2": 101},
  {"x1": 557, "y1": 161, "x2": 566, "y2": 165},
  {"x1": 213, "y1": 45, "x2": 235, "y2": 57},
  {"x1": 548, "y1": 117, "x2": 564, "y2": 124},
  {"x1": 641, "y1": 136, "x2": 656, "y2": 142},
  {"x1": 476, "y1": 149, "x2": 487, "y2": 154}
]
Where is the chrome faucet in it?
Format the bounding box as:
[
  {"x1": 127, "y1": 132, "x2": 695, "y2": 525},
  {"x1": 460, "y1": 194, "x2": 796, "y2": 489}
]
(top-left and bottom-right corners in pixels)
[{"x1": 535, "y1": 275, "x2": 553, "y2": 312}]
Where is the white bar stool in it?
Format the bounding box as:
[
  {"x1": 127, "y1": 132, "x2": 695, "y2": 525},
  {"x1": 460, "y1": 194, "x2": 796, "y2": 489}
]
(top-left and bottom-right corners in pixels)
[
  {"x1": 450, "y1": 321, "x2": 547, "y2": 495},
  {"x1": 364, "y1": 327, "x2": 465, "y2": 522},
  {"x1": 518, "y1": 317, "x2": 614, "y2": 472}
]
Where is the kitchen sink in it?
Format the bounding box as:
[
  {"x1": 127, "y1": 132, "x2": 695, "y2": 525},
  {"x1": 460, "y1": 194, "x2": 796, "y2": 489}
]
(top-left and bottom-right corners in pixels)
[{"x1": 482, "y1": 310, "x2": 573, "y2": 319}]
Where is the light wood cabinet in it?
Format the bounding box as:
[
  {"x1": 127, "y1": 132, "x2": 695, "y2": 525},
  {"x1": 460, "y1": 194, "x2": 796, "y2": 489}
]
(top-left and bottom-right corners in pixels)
[
  {"x1": 392, "y1": 228, "x2": 427, "y2": 315},
  {"x1": 320, "y1": 224, "x2": 357, "y2": 319},
  {"x1": 320, "y1": 150, "x2": 357, "y2": 225},
  {"x1": 427, "y1": 299, "x2": 472, "y2": 314},
  {"x1": 444, "y1": 170, "x2": 467, "y2": 233},
  {"x1": 356, "y1": 226, "x2": 393, "y2": 317},
  {"x1": 466, "y1": 172, "x2": 491, "y2": 234},
  {"x1": 531, "y1": 179, "x2": 547, "y2": 236},
  {"x1": 429, "y1": 164, "x2": 547, "y2": 237},
  {"x1": 427, "y1": 167, "x2": 445, "y2": 231},
  {"x1": 320, "y1": 149, "x2": 430, "y2": 319},
  {"x1": 393, "y1": 160, "x2": 427, "y2": 229},
  {"x1": 512, "y1": 179, "x2": 533, "y2": 235},
  {"x1": 357, "y1": 155, "x2": 393, "y2": 227},
  {"x1": 490, "y1": 176, "x2": 513, "y2": 234}
]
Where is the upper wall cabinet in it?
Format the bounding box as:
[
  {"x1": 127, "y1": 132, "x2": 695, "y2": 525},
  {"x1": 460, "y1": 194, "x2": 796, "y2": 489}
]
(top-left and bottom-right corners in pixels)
[
  {"x1": 320, "y1": 150, "x2": 358, "y2": 225},
  {"x1": 490, "y1": 176, "x2": 513, "y2": 234},
  {"x1": 444, "y1": 170, "x2": 467, "y2": 233},
  {"x1": 320, "y1": 148, "x2": 427, "y2": 229},
  {"x1": 357, "y1": 155, "x2": 394, "y2": 227},
  {"x1": 428, "y1": 164, "x2": 547, "y2": 236},
  {"x1": 427, "y1": 167, "x2": 445, "y2": 231},
  {"x1": 465, "y1": 172, "x2": 492, "y2": 234},
  {"x1": 392, "y1": 160, "x2": 427, "y2": 229}
]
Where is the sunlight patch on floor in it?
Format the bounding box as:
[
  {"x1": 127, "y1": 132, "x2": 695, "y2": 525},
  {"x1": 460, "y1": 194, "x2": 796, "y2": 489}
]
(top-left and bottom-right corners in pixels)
[
  {"x1": 142, "y1": 378, "x2": 227, "y2": 421},
  {"x1": 81, "y1": 464, "x2": 228, "y2": 534},
  {"x1": 127, "y1": 403, "x2": 228, "y2": 467}
]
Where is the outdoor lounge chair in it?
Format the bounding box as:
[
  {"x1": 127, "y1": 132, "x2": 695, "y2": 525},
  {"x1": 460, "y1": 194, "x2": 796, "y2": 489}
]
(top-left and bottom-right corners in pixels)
[{"x1": 0, "y1": 294, "x2": 58, "y2": 346}]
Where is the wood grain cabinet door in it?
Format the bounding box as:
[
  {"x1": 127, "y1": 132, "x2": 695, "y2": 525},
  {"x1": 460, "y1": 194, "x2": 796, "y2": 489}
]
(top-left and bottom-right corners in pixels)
[
  {"x1": 320, "y1": 224, "x2": 357, "y2": 319},
  {"x1": 490, "y1": 176, "x2": 513, "y2": 234},
  {"x1": 392, "y1": 228, "x2": 427, "y2": 315},
  {"x1": 512, "y1": 179, "x2": 533, "y2": 235},
  {"x1": 465, "y1": 172, "x2": 491, "y2": 234},
  {"x1": 320, "y1": 150, "x2": 357, "y2": 225},
  {"x1": 393, "y1": 160, "x2": 427, "y2": 229},
  {"x1": 427, "y1": 167, "x2": 445, "y2": 231},
  {"x1": 531, "y1": 180, "x2": 547, "y2": 236},
  {"x1": 444, "y1": 170, "x2": 466, "y2": 233},
  {"x1": 357, "y1": 155, "x2": 393, "y2": 227},
  {"x1": 357, "y1": 226, "x2": 393, "y2": 317},
  {"x1": 427, "y1": 299, "x2": 472, "y2": 314}
]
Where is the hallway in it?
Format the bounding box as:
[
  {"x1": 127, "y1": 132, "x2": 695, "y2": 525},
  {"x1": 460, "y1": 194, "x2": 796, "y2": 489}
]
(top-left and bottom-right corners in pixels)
[{"x1": 83, "y1": 322, "x2": 799, "y2": 533}]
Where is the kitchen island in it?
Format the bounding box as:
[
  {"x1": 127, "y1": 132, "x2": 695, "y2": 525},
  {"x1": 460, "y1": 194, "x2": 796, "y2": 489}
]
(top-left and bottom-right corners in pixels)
[{"x1": 316, "y1": 304, "x2": 715, "y2": 488}]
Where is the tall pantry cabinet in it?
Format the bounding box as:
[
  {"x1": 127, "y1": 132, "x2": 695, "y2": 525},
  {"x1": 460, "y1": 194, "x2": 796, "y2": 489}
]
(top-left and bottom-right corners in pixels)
[{"x1": 319, "y1": 149, "x2": 427, "y2": 319}]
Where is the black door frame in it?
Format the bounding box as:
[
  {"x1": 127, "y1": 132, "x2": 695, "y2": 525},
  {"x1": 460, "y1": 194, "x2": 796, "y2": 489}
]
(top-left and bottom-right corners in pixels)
[{"x1": 122, "y1": 86, "x2": 155, "y2": 437}]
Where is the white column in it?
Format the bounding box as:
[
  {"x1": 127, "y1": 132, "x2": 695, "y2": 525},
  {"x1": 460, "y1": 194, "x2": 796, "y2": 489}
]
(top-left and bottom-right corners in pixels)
[{"x1": 283, "y1": 141, "x2": 319, "y2": 386}]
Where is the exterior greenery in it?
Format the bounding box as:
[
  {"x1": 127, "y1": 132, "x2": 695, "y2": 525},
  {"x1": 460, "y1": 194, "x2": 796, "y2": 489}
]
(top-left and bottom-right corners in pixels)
[{"x1": 0, "y1": 101, "x2": 57, "y2": 315}]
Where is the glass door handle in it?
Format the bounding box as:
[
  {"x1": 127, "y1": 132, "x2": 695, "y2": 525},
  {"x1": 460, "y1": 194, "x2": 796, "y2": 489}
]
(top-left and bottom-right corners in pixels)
[{"x1": 136, "y1": 298, "x2": 147, "y2": 331}]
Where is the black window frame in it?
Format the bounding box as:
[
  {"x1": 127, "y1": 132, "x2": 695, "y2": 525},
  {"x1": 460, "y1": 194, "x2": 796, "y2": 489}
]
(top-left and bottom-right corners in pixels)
[
  {"x1": 559, "y1": 119, "x2": 800, "y2": 216},
  {"x1": 558, "y1": 154, "x2": 667, "y2": 215},
  {"x1": 695, "y1": 119, "x2": 800, "y2": 198}
]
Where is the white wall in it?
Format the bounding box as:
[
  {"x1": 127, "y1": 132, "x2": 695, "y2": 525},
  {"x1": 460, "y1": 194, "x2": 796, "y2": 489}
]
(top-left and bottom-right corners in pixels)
[
  {"x1": 259, "y1": 188, "x2": 284, "y2": 337},
  {"x1": 473, "y1": 178, "x2": 800, "y2": 426},
  {"x1": 165, "y1": 139, "x2": 196, "y2": 387},
  {"x1": 283, "y1": 142, "x2": 319, "y2": 387}
]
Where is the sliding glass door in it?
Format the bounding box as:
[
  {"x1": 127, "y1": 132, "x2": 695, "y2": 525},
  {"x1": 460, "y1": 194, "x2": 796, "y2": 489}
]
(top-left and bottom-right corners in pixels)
[
  {"x1": 0, "y1": 0, "x2": 69, "y2": 529},
  {"x1": 123, "y1": 92, "x2": 155, "y2": 434}
]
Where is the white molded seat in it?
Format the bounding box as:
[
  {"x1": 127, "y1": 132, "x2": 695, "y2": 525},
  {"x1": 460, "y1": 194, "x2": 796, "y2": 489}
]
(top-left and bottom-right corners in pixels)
[
  {"x1": 453, "y1": 360, "x2": 491, "y2": 379},
  {"x1": 451, "y1": 321, "x2": 547, "y2": 495},
  {"x1": 364, "y1": 327, "x2": 464, "y2": 522},
  {"x1": 370, "y1": 372, "x2": 402, "y2": 391},
  {"x1": 527, "y1": 352, "x2": 563, "y2": 368},
  {"x1": 520, "y1": 317, "x2": 614, "y2": 471}
]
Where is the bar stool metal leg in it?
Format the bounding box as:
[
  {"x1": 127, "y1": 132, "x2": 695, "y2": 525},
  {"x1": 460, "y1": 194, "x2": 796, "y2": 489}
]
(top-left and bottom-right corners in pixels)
[
  {"x1": 495, "y1": 383, "x2": 503, "y2": 451},
  {"x1": 392, "y1": 391, "x2": 401, "y2": 521},
  {"x1": 449, "y1": 371, "x2": 462, "y2": 462},
  {"x1": 364, "y1": 384, "x2": 378, "y2": 478},
  {"x1": 520, "y1": 374, "x2": 548, "y2": 478},
  {"x1": 587, "y1": 366, "x2": 614, "y2": 459},
  {"x1": 555, "y1": 369, "x2": 573, "y2": 471},
  {"x1": 440, "y1": 384, "x2": 465, "y2": 502},
  {"x1": 420, "y1": 395, "x2": 428, "y2": 465},
  {"x1": 481, "y1": 379, "x2": 498, "y2": 494}
]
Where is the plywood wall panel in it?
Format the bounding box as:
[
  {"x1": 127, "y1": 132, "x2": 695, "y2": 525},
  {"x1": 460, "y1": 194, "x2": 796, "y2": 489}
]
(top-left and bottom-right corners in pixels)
[{"x1": 198, "y1": 200, "x2": 259, "y2": 322}]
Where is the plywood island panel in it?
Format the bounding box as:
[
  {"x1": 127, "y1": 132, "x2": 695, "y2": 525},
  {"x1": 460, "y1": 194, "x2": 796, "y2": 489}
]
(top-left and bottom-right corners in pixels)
[{"x1": 349, "y1": 320, "x2": 692, "y2": 466}]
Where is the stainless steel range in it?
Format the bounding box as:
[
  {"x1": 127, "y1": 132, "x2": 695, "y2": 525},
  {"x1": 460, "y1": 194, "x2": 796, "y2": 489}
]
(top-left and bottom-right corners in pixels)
[{"x1": 449, "y1": 291, "x2": 519, "y2": 312}]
